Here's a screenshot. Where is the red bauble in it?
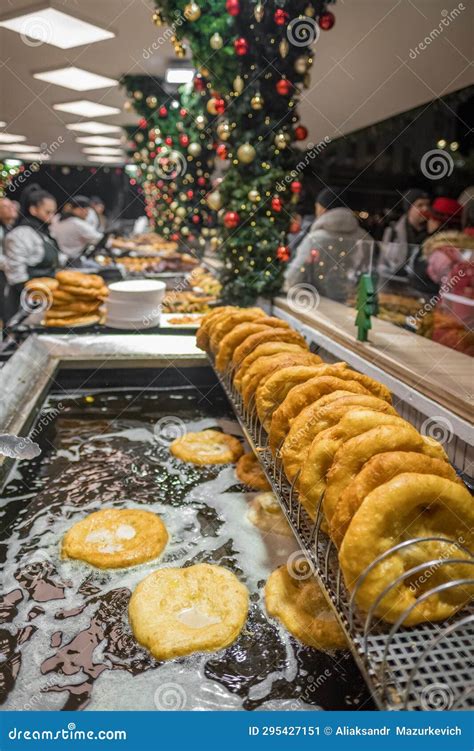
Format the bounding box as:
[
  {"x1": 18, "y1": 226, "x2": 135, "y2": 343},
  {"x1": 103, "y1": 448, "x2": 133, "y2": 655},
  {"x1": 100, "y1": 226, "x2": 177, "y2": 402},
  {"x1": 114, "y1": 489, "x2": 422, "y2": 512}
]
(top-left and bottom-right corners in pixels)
[
  {"x1": 165, "y1": 136, "x2": 173, "y2": 146},
  {"x1": 276, "y1": 245, "x2": 291, "y2": 262},
  {"x1": 186, "y1": 189, "x2": 194, "y2": 199},
  {"x1": 215, "y1": 97, "x2": 226, "y2": 115},
  {"x1": 271, "y1": 196, "x2": 283, "y2": 212},
  {"x1": 226, "y1": 0, "x2": 240, "y2": 15},
  {"x1": 179, "y1": 107, "x2": 188, "y2": 117},
  {"x1": 197, "y1": 176, "x2": 206, "y2": 186},
  {"x1": 276, "y1": 78, "x2": 292, "y2": 96},
  {"x1": 138, "y1": 118, "x2": 147, "y2": 129},
  {"x1": 158, "y1": 106, "x2": 168, "y2": 118},
  {"x1": 234, "y1": 37, "x2": 249, "y2": 56},
  {"x1": 319, "y1": 10, "x2": 335, "y2": 30},
  {"x1": 179, "y1": 134, "x2": 190, "y2": 147},
  {"x1": 274, "y1": 9, "x2": 289, "y2": 26},
  {"x1": 194, "y1": 75, "x2": 205, "y2": 92},
  {"x1": 192, "y1": 214, "x2": 201, "y2": 224},
  {"x1": 224, "y1": 211, "x2": 240, "y2": 229},
  {"x1": 171, "y1": 233, "x2": 180, "y2": 242},
  {"x1": 216, "y1": 143, "x2": 228, "y2": 160},
  {"x1": 294, "y1": 125, "x2": 308, "y2": 141},
  {"x1": 290, "y1": 180, "x2": 302, "y2": 194}
]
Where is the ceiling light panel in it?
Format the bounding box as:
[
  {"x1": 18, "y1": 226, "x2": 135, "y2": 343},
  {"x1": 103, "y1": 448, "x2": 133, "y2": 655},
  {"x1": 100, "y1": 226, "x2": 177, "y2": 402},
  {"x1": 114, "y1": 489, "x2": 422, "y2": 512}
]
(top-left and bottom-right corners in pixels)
[
  {"x1": 53, "y1": 100, "x2": 120, "y2": 117},
  {"x1": 0, "y1": 133, "x2": 27, "y2": 143},
  {"x1": 21, "y1": 153, "x2": 51, "y2": 161},
  {"x1": 0, "y1": 8, "x2": 114, "y2": 49},
  {"x1": 0, "y1": 144, "x2": 41, "y2": 153},
  {"x1": 34, "y1": 66, "x2": 117, "y2": 91},
  {"x1": 87, "y1": 155, "x2": 124, "y2": 163},
  {"x1": 76, "y1": 136, "x2": 122, "y2": 146},
  {"x1": 82, "y1": 147, "x2": 124, "y2": 155},
  {"x1": 66, "y1": 121, "x2": 122, "y2": 134}
]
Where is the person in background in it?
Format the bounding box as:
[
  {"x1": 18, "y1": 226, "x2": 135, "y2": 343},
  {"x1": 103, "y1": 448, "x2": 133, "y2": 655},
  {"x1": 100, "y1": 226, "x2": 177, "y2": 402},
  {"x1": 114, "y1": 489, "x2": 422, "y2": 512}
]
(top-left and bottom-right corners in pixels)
[
  {"x1": 0, "y1": 197, "x2": 18, "y2": 324},
  {"x1": 3, "y1": 189, "x2": 59, "y2": 320},
  {"x1": 423, "y1": 199, "x2": 473, "y2": 289},
  {"x1": 378, "y1": 189, "x2": 430, "y2": 279},
  {"x1": 406, "y1": 197, "x2": 464, "y2": 294},
  {"x1": 285, "y1": 187, "x2": 369, "y2": 302},
  {"x1": 87, "y1": 196, "x2": 106, "y2": 231},
  {"x1": 52, "y1": 195, "x2": 103, "y2": 262}
]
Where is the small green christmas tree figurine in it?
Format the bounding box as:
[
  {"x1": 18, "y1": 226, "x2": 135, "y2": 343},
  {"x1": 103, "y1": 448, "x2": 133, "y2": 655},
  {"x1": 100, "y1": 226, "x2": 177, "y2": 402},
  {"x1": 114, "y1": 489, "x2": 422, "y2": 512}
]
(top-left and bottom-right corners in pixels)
[{"x1": 355, "y1": 274, "x2": 378, "y2": 341}]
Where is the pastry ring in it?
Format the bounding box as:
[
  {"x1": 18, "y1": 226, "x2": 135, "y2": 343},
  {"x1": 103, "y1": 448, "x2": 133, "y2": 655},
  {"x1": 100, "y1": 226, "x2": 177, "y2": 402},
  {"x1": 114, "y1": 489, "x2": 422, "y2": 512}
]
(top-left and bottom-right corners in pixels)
[{"x1": 170, "y1": 429, "x2": 243, "y2": 465}]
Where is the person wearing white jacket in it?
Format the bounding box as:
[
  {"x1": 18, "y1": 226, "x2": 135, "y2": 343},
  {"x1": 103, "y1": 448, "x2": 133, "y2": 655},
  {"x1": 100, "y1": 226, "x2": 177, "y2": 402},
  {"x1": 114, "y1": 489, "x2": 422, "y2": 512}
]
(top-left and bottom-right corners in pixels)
[{"x1": 285, "y1": 187, "x2": 369, "y2": 302}]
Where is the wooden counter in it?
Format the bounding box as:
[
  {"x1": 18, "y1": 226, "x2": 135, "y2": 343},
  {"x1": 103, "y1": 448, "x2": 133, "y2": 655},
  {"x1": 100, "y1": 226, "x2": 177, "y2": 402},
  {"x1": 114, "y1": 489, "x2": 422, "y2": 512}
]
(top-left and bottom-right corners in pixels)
[{"x1": 274, "y1": 296, "x2": 473, "y2": 425}]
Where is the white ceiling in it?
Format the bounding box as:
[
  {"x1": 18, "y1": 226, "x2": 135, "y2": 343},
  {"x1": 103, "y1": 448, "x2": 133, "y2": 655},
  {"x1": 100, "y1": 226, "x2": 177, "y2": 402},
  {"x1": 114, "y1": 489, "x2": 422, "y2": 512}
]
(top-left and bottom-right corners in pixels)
[{"x1": 0, "y1": 0, "x2": 472, "y2": 164}]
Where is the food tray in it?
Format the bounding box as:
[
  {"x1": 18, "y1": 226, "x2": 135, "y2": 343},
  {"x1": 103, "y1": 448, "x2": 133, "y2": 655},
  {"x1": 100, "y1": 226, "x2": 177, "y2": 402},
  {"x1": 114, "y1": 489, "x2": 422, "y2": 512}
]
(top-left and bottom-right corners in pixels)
[{"x1": 211, "y1": 359, "x2": 474, "y2": 711}]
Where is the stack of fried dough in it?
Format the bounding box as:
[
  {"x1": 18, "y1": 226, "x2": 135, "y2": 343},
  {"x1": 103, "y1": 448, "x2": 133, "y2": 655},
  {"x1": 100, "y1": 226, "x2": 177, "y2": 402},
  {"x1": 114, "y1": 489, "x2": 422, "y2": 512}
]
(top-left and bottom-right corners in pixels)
[
  {"x1": 27, "y1": 271, "x2": 108, "y2": 327},
  {"x1": 197, "y1": 305, "x2": 474, "y2": 626}
]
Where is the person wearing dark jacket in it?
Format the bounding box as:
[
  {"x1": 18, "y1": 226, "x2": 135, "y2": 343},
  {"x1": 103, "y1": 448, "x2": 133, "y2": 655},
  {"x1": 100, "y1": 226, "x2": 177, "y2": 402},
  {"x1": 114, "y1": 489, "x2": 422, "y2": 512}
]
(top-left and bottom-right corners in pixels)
[{"x1": 378, "y1": 189, "x2": 430, "y2": 280}]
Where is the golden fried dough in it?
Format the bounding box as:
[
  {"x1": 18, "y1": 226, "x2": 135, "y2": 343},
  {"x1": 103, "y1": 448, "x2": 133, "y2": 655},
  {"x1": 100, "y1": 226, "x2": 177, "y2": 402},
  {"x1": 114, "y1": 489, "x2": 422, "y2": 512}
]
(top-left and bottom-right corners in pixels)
[
  {"x1": 255, "y1": 363, "x2": 347, "y2": 430},
  {"x1": 52, "y1": 289, "x2": 78, "y2": 304},
  {"x1": 242, "y1": 355, "x2": 323, "y2": 409},
  {"x1": 268, "y1": 375, "x2": 372, "y2": 453},
  {"x1": 44, "y1": 313, "x2": 100, "y2": 327},
  {"x1": 62, "y1": 508, "x2": 168, "y2": 569},
  {"x1": 247, "y1": 493, "x2": 292, "y2": 536},
  {"x1": 236, "y1": 452, "x2": 271, "y2": 491},
  {"x1": 265, "y1": 565, "x2": 347, "y2": 650},
  {"x1": 331, "y1": 452, "x2": 461, "y2": 548},
  {"x1": 281, "y1": 393, "x2": 397, "y2": 482},
  {"x1": 56, "y1": 270, "x2": 104, "y2": 289},
  {"x1": 234, "y1": 342, "x2": 308, "y2": 390},
  {"x1": 215, "y1": 317, "x2": 291, "y2": 372},
  {"x1": 196, "y1": 306, "x2": 237, "y2": 351},
  {"x1": 25, "y1": 276, "x2": 58, "y2": 291},
  {"x1": 298, "y1": 412, "x2": 413, "y2": 521},
  {"x1": 232, "y1": 328, "x2": 307, "y2": 368},
  {"x1": 50, "y1": 300, "x2": 102, "y2": 316},
  {"x1": 170, "y1": 429, "x2": 243, "y2": 465},
  {"x1": 59, "y1": 284, "x2": 108, "y2": 299},
  {"x1": 209, "y1": 309, "x2": 266, "y2": 353},
  {"x1": 129, "y1": 564, "x2": 249, "y2": 660},
  {"x1": 324, "y1": 424, "x2": 448, "y2": 527},
  {"x1": 339, "y1": 474, "x2": 474, "y2": 624}
]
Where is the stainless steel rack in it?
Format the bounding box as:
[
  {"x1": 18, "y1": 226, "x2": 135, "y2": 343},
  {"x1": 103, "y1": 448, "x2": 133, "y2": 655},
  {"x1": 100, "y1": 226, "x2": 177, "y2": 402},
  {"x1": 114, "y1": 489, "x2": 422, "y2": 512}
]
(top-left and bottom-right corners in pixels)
[{"x1": 213, "y1": 360, "x2": 474, "y2": 711}]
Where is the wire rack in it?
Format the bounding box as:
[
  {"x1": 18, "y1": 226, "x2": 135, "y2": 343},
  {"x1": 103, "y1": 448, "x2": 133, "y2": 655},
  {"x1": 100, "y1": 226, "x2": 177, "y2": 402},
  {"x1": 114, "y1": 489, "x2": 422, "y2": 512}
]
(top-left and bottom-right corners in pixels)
[{"x1": 212, "y1": 359, "x2": 474, "y2": 711}]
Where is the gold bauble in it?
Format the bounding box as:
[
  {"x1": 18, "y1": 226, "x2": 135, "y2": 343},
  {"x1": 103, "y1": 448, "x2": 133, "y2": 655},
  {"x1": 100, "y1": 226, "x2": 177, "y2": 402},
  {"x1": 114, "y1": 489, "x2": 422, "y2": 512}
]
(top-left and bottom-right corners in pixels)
[
  {"x1": 294, "y1": 56, "x2": 310, "y2": 74},
  {"x1": 184, "y1": 2, "x2": 201, "y2": 21},
  {"x1": 133, "y1": 90, "x2": 143, "y2": 100},
  {"x1": 216, "y1": 121, "x2": 231, "y2": 140},
  {"x1": 250, "y1": 93, "x2": 264, "y2": 110},
  {"x1": 146, "y1": 95, "x2": 157, "y2": 108},
  {"x1": 210, "y1": 236, "x2": 220, "y2": 251},
  {"x1": 237, "y1": 143, "x2": 256, "y2": 164},
  {"x1": 210, "y1": 32, "x2": 223, "y2": 50},
  {"x1": 175, "y1": 44, "x2": 186, "y2": 58},
  {"x1": 254, "y1": 2, "x2": 264, "y2": 22},
  {"x1": 248, "y1": 189, "x2": 261, "y2": 203},
  {"x1": 233, "y1": 75, "x2": 244, "y2": 94},
  {"x1": 206, "y1": 98, "x2": 218, "y2": 115},
  {"x1": 279, "y1": 39, "x2": 289, "y2": 59},
  {"x1": 200, "y1": 66, "x2": 210, "y2": 78},
  {"x1": 188, "y1": 142, "x2": 202, "y2": 157},
  {"x1": 123, "y1": 100, "x2": 133, "y2": 112},
  {"x1": 304, "y1": 4, "x2": 315, "y2": 17},
  {"x1": 176, "y1": 207, "x2": 186, "y2": 218},
  {"x1": 135, "y1": 133, "x2": 144, "y2": 143},
  {"x1": 152, "y1": 10, "x2": 164, "y2": 26},
  {"x1": 274, "y1": 132, "x2": 289, "y2": 149},
  {"x1": 195, "y1": 114, "x2": 207, "y2": 130},
  {"x1": 181, "y1": 227, "x2": 190, "y2": 236},
  {"x1": 170, "y1": 201, "x2": 178, "y2": 211},
  {"x1": 207, "y1": 190, "x2": 223, "y2": 211}
]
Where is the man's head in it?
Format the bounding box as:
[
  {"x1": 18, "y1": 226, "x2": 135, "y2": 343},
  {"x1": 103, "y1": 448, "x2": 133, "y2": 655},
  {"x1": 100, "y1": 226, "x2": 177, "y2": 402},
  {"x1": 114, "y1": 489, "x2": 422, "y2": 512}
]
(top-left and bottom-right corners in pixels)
[
  {"x1": 403, "y1": 189, "x2": 430, "y2": 229},
  {"x1": 90, "y1": 196, "x2": 105, "y2": 215},
  {"x1": 0, "y1": 197, "x2": 16, "y2": 226},
  {"x1": 69, "y1": 195, "x2": 91, "y2": 220},
  {"x1": 315, "y1": 187, "x2": 345, "y2": 217}
]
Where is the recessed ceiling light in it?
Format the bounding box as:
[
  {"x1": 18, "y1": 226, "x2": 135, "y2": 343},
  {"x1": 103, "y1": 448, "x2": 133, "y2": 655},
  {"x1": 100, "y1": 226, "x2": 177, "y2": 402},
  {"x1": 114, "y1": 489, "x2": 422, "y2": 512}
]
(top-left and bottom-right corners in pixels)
[
  {"x1": 165, "y1": 67, "x2": 195, "y2": 84},
  {"x1": 0, "y1": 122, "x2": 6, "y2": 128},
  {"x1": 34, "y1": 66, "x2": 117, "y2": 91},
  {"x1": 66, "y1": 121, "x2": 122, "y2": 134},
  {"x1": 0, "y1": 8, "x2": 114, "y2": 49},
  {"x1": 87, "y1": 155, "x2": 124, "y2": 164},
  {"x1": 0, "y1": 133, "x2": 27, "y2": 143},
  {"x1": 0, "y1": 144, "x2": 41, "y2": 153},
  {"x1": 83, "y1": 147, "x2": 124, "y2": 155},
  {"x1": 76, "y1": 135, "x2": 122, "y2": 146},
  {"x1": 21, "y1": 153, "x2": 50, "y2": 161},
  {"x1": 53, "y1": 100, "x2": 120, "y2": 117}
]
